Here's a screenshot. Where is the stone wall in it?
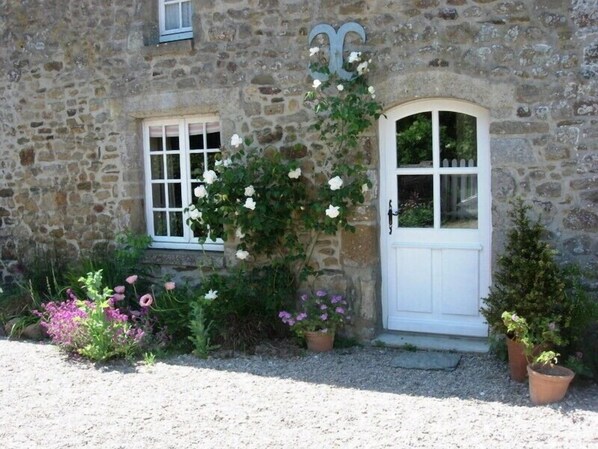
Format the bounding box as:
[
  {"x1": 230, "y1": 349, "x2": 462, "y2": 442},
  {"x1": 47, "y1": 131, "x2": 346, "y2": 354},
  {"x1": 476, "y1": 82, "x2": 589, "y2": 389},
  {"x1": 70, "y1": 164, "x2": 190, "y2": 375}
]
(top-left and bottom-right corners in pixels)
[{"x1": 0, "y1": 0, "x2": 596, "y2": 338}]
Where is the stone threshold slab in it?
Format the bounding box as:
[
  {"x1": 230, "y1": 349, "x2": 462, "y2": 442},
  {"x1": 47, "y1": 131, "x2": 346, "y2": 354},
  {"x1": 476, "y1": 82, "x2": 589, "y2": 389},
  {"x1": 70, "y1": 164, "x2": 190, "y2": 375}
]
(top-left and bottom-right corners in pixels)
[{"x1": 373, "y1": 332, "x2": 489, "y2": 353}]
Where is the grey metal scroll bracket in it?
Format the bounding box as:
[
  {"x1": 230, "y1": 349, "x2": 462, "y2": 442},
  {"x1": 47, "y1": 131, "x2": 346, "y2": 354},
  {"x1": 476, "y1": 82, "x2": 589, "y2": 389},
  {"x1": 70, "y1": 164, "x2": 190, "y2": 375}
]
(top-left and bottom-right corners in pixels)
[{"x1": 308, "y1": 22, "x2": 366, "y2": 81}]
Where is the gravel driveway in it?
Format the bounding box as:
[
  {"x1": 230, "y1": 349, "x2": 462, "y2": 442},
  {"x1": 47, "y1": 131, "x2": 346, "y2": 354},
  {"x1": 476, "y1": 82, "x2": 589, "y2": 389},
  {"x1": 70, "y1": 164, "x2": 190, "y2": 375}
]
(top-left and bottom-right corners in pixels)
[{"x1": 1, "y1": 338, "x2": 597, "y2": 448}]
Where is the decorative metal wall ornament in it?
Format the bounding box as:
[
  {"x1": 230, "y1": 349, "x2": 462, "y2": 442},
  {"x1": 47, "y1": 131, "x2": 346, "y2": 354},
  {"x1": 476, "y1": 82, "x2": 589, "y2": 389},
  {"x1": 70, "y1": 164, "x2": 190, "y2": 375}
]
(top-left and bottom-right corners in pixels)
[{"x1": 308, "y1": 22, "x2": 366, "y2": 81}]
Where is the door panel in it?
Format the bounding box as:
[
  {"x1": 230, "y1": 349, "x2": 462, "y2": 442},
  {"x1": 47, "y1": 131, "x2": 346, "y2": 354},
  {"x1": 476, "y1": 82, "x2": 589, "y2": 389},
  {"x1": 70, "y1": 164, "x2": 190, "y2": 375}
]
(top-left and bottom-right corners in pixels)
[
  {"x1": 440, "y1": 249, "x2": 480, "y2": 316},
  {"x1": 395, "y1": 247, "x2": 432, "y2": 313},
  {"x1": 380, "y1": 99, "x2": 491, "y2": 338}
]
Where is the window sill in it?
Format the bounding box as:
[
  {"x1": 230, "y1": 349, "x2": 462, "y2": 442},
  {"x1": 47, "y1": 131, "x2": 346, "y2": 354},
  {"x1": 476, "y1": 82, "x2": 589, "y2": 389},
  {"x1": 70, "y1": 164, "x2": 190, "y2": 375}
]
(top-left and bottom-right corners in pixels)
[
  {"x1": 143, "y1": 38, "x2": 194, "y2": 57},
  {"x1": 142, "y1": 248, "x2": 225, "y2": 269}
]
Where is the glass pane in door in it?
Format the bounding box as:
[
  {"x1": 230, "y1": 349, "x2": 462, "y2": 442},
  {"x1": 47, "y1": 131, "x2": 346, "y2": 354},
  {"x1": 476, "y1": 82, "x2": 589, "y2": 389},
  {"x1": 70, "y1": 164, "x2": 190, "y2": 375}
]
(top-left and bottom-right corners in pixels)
[
  {"x1": 439, "y1": 111, "x2": 477, "y2": 166},
  {"x1": 441, "y1": 174, "x2": 478, "y2": 228},
  {"x1": 397, "y1": 175, "x2": 433, "y2": 228},
  {"x1": 396, "y1": 112, "x2": 433, "y2": 168}
]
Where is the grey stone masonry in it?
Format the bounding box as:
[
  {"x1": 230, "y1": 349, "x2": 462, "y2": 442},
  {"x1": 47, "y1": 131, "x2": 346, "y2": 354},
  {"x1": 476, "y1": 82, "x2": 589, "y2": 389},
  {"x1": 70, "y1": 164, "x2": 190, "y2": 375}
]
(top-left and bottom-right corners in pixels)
[{"x1": 1, "y1": 0, "x2": 597, "y2": 338}]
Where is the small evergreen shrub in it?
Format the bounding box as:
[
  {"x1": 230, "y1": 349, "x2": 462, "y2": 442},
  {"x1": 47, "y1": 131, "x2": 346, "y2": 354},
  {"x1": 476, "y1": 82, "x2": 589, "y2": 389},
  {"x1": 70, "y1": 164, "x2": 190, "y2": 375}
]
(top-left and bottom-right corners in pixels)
[{"x1": 481, "y1": 199, "x2": 572, "y2": 342}]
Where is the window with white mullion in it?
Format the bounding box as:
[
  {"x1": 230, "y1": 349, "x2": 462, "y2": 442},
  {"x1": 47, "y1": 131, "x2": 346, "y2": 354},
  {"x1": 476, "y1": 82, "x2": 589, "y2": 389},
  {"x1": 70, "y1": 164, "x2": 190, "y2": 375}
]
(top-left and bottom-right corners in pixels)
[
  {"x1": 159, "y1": 0, "x2": 193, "y2": 42},
  {"x1": 144, "y1": 116, "x2": 222, "y2": 250}
]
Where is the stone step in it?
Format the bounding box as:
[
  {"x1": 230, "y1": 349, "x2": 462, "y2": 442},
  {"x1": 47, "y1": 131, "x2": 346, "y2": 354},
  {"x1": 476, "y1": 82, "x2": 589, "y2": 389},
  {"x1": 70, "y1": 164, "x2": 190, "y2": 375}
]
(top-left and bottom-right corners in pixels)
[{"x1": 373, "y1": 331, "x2": 489, "y2": 353}]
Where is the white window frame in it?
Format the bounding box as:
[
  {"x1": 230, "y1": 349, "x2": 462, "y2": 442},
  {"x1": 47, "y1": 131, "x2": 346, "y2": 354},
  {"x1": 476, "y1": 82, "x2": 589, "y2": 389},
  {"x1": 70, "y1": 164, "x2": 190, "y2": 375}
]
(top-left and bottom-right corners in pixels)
[
  {"x1": 142, "y1": 115, "x2": 223, "y2": 251},
  {"x1": 158, "y1": 0, "x2": 193, "y2": 43}
]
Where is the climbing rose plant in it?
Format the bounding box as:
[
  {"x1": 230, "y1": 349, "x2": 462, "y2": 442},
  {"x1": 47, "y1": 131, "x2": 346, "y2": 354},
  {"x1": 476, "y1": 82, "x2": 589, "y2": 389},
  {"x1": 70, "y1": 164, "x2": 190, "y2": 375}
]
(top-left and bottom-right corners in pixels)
[{"x1": 187, "y1": 49, "x2": 383, "y2": 280}]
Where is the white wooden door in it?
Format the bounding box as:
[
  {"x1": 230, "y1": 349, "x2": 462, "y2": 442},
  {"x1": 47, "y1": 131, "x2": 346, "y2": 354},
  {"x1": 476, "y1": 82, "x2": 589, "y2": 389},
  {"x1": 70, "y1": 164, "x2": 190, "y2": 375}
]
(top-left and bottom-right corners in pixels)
[{"x1": 379, "y1": 99, "x2": 491, "y2": 337}]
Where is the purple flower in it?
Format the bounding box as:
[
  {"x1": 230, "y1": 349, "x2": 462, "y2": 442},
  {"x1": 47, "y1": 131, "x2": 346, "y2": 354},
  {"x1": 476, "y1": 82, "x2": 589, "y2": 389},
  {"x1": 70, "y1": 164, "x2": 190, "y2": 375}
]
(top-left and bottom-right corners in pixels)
[
  {"x1": 300, "y1": 294, "x2": 308, "y2": 302},
  {"x1": 320, "y1": 313, "x2": 328, "y2": 321},
  {"x1": 296, "y1": 313, "x2": 307, "y2": 321},
  {"x1": 279, "y1": 311, "x2": 291, "y2": 319},
  {"x1": 335, "y1": 307, "x2": 345, "y2": 314},
  {"x1": 331, "y1": 295, "x2": 343, "y2": 304},
  {"x1": 316, "y1": 290, "x2": 327, "y2": 297},
  {"x1": 320, "y1": 304, "x2": 328, "y2": 310}
]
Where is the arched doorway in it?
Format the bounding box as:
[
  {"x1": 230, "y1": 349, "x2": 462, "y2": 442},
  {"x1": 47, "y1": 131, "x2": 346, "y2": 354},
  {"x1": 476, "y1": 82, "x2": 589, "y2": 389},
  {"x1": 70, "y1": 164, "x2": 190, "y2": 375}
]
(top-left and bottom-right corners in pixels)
[{"x1": 379, "y1": 99, "x2": 491, "y2": 337}]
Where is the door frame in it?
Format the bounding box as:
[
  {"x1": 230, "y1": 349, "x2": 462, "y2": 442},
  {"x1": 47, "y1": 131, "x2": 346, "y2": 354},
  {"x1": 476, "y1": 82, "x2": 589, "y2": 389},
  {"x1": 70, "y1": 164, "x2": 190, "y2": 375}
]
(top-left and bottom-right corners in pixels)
[{"x1": 378, "y1": 98, "x2": 492, "y2": 335}]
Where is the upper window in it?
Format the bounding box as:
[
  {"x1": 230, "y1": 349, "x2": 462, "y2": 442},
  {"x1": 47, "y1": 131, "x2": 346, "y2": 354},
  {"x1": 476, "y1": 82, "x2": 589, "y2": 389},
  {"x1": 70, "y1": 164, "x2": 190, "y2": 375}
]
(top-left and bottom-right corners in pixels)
[
  {"x1": 159, "y1": 0, "x2": 193, "y2": 42},
  {"x1": 395, "y1": 109, "x2": 480, "y2": 229},
  {"x1": 143, "y1": 116, "x2": 222, "y2": 250}
]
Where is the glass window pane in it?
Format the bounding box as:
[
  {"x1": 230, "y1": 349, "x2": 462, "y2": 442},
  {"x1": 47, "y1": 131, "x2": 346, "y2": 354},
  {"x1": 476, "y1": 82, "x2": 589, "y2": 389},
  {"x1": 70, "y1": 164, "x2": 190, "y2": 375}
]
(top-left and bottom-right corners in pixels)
[
  {"x1": 207, "y1": 151, "x2": 218, "y2": 169},
  {"x1": 397, "y1": 175, "x2": 434, "y2": 228},
  {"x1": 166, "y1": 154, "x2": 180, "y2": 179},
  {"x1": 165, "y1": 125, "x2": 179, "y2": 151},
  {"x1": 181, "y1": 1, "x2": 191, "y2": 27},
  {"x1": 150, "y1": 155, "x2": 164, "y2": 179},
  {"x1": 153, "y1": 211, "x2": 167, "y2": 236},
  {"x1": 189, "y1": 153, "x2": 205, "y2": 179},
  {"x1": 441, "y1": 174, "x2": 478, "y2": 229},
  {"x1": 206, "y1": 122, "x2": 221, "y2": 149},
  {"x1": 396, "y1": 112, "x2": 433, "y2": 168},
  {"x1": 439, "y1": 111, "x2": 477, "y2": 166},
  {"x1": 189, "y1": 123, "x2": 205, "y2": 149},
  {"x1": 168, "y1": 183, "x2": 182, "y2": 208},
  {"x1": 152, "y1": 184, "x2": 165, "y2": 208},
  {"x1": 170, "y1": 212, "x2": 184, "y2": 236},
  {"x1": 164, "y1": 3, "x2": 179, "y2": 30},
  {"x1": 149, "y1": 126, "x2": 163, "y2": 152}
]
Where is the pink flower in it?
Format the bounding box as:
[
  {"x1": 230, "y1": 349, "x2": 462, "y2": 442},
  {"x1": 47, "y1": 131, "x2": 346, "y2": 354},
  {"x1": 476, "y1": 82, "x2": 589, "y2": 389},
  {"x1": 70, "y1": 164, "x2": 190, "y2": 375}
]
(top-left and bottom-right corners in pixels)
[
  {"x1": 112, "y1": 293, "x2": 126, "y2": 302},
  {"x1": 139, "y1": 293, "x2": 153, "y2": 308},
  {"x1": 164, "y1": 281, "x2": 176, "y2": 291},
  {"x1": 114, "y1": 285, "x2": 125, "y2": 294},
  {"x1": 126, "y1": 275, "x2": 138, "y2": 285}
]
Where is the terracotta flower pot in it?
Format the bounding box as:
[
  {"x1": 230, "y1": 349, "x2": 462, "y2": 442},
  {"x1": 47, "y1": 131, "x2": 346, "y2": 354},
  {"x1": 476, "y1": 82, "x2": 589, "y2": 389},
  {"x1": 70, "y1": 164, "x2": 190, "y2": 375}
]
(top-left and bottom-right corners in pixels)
[
  {"x1": 506, "y1": 337, "x2": 528, "y2": 382},
  {"x1": 527, "y1": 364, "x2": 575, "y2": 405},
  {"x1": 304, "y1": 330, "x2": 335, "y2": 352}
]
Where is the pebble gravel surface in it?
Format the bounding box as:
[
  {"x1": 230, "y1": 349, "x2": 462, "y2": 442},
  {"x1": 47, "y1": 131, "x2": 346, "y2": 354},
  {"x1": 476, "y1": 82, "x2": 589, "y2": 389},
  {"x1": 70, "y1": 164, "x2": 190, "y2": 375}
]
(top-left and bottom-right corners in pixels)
[{"x1": 1, "y1": 338, "x2": 597, "y2": 448}]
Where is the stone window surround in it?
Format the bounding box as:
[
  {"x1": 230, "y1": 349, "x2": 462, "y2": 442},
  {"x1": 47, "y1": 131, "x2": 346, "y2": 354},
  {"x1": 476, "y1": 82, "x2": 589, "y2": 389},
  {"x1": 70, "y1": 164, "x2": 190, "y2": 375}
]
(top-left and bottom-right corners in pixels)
[{"x1": 119, "y1": 89, "x2": 238, "y2": 260}]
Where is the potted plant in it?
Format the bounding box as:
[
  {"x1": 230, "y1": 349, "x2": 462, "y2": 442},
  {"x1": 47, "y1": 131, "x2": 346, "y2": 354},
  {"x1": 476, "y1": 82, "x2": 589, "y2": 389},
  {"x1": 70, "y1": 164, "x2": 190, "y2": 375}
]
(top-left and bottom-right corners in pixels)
[
  {"x1": 502, "y1": 311, "x2": 575, "y2": 405},
  {"x1": 480, "y1": 199, "x2": 571, "y2": 381},
  {"x1": 278, "y1": 290, "x2": 348, "y2": 352}
]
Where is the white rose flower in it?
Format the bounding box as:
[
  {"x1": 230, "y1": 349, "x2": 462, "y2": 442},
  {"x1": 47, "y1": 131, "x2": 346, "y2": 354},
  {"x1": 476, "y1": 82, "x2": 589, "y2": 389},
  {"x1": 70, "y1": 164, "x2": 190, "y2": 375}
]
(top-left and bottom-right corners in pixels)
[
  {"x1": 337, "y1": 84, "x2": 344, "y2": 91},
  {"x1": 328, "y1": 176, "x2": 343, "y2": 191},
  {"x1": 309, "y1": 47, "x2": 319, "y2": 57},
  {"x1": 230, "y1": 134, "x2": 243, "y2": 148},
  {"x1": 204, "y1": 289, "x2": 218, "y2": 301},
  {"x1": 223, "y1": 158, "x2": 232, "y2": 167},
  {"x1": 361, "y1": 183, "x2": 369, "y2": 194},
  {"x1": 368, "y1": 86, "x2": 375, "y2": 94},
  {"x1": 288, "y1": 167, "x2": 302, "y2": 179},
  {"x1": 188, "y1": 205, "x2": 202, "y2": 221},
  {"x1": 244, "y1": 185, "x2": 255, "y2": 197},
  {"x1": 203, "y1": 170, "x2": 218, "y2": 184},
  {"x1": 235, "y1": 228, "x2": 245, "y2": 239},
  {"x1": 371, "y1": 94, "x2": 376, "y2": 99},
  {"x1": 348, "y1": 51, "x2": 361, "y2": 63},
  {"x1": 312, "y1": 79, "x2": 322, "y2": 89},
  {"x1": 236, "y1": 250, "x2": 249, "y2": 260},
  {"x1": 244, "y1": 197, "x2": 256, "y2": 210},
  {"x1": 357, "y1": 61, "x2": 369, "y2": 75},
  {"x1": 194, "y1": 185, "x2": 207, "y2": 198},
  {"x1": 325, "y1": 204, "x2": 340, "y2": 219}
]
